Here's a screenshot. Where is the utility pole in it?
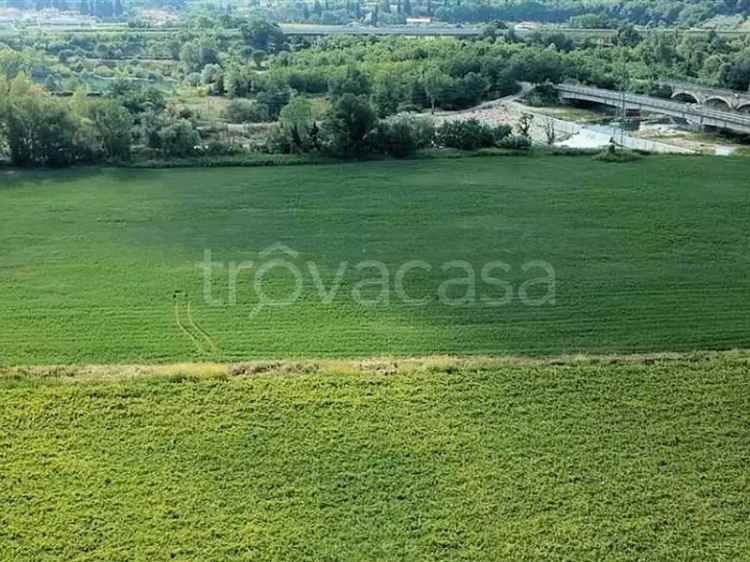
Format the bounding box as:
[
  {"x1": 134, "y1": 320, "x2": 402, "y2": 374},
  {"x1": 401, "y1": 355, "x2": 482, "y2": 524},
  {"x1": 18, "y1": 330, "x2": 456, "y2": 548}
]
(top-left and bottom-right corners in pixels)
[{"x1": 617, "y1": 56, "x2": 630, "y2": 147}]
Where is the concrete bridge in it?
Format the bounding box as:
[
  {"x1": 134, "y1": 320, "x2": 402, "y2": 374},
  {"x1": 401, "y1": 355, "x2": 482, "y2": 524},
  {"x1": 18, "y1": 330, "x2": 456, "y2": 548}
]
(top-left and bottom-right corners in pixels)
[
  {"x1": 659, "y1": 80, "x2": 750, "y2": 113},
  {"x1": 556, "y1": 83, "x2": 750, "y2": 135}
]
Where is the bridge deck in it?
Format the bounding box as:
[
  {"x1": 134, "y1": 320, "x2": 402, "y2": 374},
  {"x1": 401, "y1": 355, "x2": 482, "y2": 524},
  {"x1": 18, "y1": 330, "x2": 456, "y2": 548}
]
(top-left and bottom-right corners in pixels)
[{"x1": 556, "y1": 84, "x2": 750, "y2": 134}]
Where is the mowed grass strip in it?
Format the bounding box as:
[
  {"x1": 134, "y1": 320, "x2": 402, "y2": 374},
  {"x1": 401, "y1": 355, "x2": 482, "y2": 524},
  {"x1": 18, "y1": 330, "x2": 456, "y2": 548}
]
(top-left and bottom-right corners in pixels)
[
  {"x1": 1, "y1": 155, "x2": 749, "y2": 365},
  {"x1": 1, "y1": 355, "x2": 749, "y2": 561}
]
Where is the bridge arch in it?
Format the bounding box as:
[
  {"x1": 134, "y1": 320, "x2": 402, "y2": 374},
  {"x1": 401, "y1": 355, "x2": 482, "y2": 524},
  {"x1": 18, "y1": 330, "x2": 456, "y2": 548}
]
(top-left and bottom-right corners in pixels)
[
  {"x1": 704, "y1": 96, "x2": 734, "y2": 111},
  {"x1": 737, "y1": 103, "x2": 750, "y2": 115},
  {"x1": 671, "y1": 91, "x2": 700, "y2": 104}
]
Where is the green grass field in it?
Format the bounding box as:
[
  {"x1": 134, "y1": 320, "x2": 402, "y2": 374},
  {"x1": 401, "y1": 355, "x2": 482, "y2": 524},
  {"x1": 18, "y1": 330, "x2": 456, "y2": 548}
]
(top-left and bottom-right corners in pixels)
[
  {"x1": 1, "y1": 155, "x2": 750, "y2": 365},
  {"x1": 1, "y1": 355, "x2": 749, "y2": 560}
]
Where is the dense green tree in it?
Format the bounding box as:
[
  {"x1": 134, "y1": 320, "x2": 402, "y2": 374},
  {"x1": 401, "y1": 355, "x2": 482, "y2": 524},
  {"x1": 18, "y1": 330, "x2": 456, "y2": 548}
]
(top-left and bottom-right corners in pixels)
[
  {"x1": 511, "y1": 48, "x2": 565, "y2": 84},
  {"x1": 371, "y1": 117, "x2": 418, "y2": 157},
  {"x1": 252, "y1": 50, "x2": 267, "y2": 70},
  {"x1": 279, "y1": 96, "x2": 314, "y2": 150},
  {"x1": 323, "y1": 93, "x2": 377, "y2": 156},
  {"x1": 720, "y1": 56, "x2": 750, "y2": 91},
  {"x1": 256, "y1": 80, "x2": 291, "y2": 119},
  {"x1": 240, "y1": 20, "x2": 287, "y2": 53},
  {"x1": 328, "y1": 65, "x2": 371, "y2": 97},
  {"x1": 0, "y1": 94, "x2": 79, "y2": 166},
  {"x1": 88, "y1": 99, "x2": 133, "y2": 160},
  {"x1": 373, "y1": 71, "x2": 406, "y2": 117},
  {"x1": 616, "y1": 24, "x2": 643, "y2": 48},
  {"x1": 435, "y1": 118, "x2": 499, "y2": 150},
  {"x1": 157, "y1": 119, "x2": 201, "y2": 158},
  {"x1": 180, "y1": 40, "x2": 220, "y2": 73},
  {"x1": 222, "y1": 99, "x2": 270, "y2": 123},
  {"x1": 423, "y1": 67, "x2": 455, "y2": 112},
  {"x1": 111, "y1": 81, "x2": 166, "y2": 115}
]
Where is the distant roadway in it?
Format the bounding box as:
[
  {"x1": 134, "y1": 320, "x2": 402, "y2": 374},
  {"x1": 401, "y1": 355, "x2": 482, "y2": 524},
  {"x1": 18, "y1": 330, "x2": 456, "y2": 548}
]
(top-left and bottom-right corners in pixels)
[
  {"x1": 3, "y1": 22, "x2": 750, "y2": 39},
  {"x1": 279, "y1": 23, "x2": 481, "y2": 36}
]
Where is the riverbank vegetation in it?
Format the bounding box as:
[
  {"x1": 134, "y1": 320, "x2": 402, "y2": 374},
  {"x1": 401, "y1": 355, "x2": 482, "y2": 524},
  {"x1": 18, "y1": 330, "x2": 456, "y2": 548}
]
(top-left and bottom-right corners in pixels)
[{"x1": 1, "y1": 15, "x2": 750, "y2": 167}]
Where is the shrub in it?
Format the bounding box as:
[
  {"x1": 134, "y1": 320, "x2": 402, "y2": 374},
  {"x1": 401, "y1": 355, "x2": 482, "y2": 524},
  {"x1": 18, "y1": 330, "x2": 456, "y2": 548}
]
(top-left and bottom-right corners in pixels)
[
  {"x1": 264, "y1": 124, "x2": 293, "y2": 154},
  {"x1": 435, "y1": 119, "x2": 496, "y2": 150},
  {"x1": 396, "y1": 102, "x2": 423, "y2": 114},
  {"x1": 157, "y1": 119, "x2": 201, "y2": 158},
  {"x1": 498, "y1": 134, "x2": 532, "y2": 151},
  {"x1": 644, "y1": 82, "x2": 673, "y2": 99},
  {"x1": 328, "y1": 66, "x2": 371, "y2": 98},
  {"x1": 176, "y1": 106, "x2": 193, "y2": 120},
  {"x1": 410, "y1": 117, "x2": 436, "y2": 149},
  {"x1": 492, "y1": 124, "x2": 513, "y2": 143},
  {"x1": 198, "y1": 141, "x2": 242, "y2": 156},
  {"x1": 372, "y1": 119, "x2": 418, "y2": 158},
  {"x1": 222, "y1": 99, "x2": 270, "y2": 123},
  {"x1": 523, "y1": 83, "x2": 560, "y2": 107},
  {"x1": 256, "y1": 86, "x2": 291, "y2": 119},
  {"x1": 186, "y1": 73, "x2": 201, "y2": 87},
  {"x1": 279, "y1": 97, "x2": 313, "y2": 151},
  {"x1": 287, "y1": 70, "x2": 328, "y2": 94},
  {"x1": 592, "y1": 149, "x2": 643, "y2": 162}
]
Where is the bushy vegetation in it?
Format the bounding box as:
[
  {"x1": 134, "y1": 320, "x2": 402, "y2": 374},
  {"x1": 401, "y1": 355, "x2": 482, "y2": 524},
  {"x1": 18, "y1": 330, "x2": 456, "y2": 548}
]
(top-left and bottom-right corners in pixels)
[
  {"x1": 45, "y1": 0, "x2": 750, "y2": 28},
  {"x1": 593, "y1": 148, "x2": 645, "y2": 162},
  {"x1": 2, "y1": 14, "x2": 750, "y2": 166},
  {"x1": 0, "y1": 74, "x2": 203, "y2": 165},
  {"x1": 222, "y1": 99, "x2": 270, "y2": 123},
  {"x1": 0, "y1": 75, "x2": 134, "y2": 165},
  {"x1": 435, "y1": 119, "x2": 513, "y2": 150},
  {"x1": 371, "y1": 118, "x2": 420, "y2": 158}
]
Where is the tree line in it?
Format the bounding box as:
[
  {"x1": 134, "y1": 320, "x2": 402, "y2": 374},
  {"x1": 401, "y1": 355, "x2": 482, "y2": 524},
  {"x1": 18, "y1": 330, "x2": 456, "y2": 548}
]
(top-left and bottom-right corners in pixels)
[
  {"x1": 0, "y1": 75, "x2": 203, "y2": 166},
  {"x1": 5, "y1": 0, "x2": 750, "y2": 27},
  {"x1": 3, "y1": 18, "x2": 750, "y2": 167}
]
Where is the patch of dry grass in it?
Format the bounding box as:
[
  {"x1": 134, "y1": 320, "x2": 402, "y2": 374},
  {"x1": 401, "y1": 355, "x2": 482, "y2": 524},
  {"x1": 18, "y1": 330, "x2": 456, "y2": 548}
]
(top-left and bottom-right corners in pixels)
[{"x1": 3, "y1": 349, "x2": 748, "y2": 384}]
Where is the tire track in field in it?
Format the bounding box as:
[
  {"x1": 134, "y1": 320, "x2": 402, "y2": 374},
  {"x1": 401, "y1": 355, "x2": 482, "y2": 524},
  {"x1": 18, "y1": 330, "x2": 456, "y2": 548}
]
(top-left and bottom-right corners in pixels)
[
  {"x1": 173, "y1": 291, "x2": 218, "y2": 356},
  {"x1": 186, "y1": 300, "x2": 218, "y2": 353}
]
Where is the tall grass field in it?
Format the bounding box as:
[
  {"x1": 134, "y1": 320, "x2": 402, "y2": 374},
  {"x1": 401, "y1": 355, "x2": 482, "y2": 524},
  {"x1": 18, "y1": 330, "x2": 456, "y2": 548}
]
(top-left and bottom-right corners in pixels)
[
  {"x1": 1, "y1": 155, "x2": 749, "y2": 365},
  {"x1": 1, "y1": 355, "x2": 749, "y2": 560}
]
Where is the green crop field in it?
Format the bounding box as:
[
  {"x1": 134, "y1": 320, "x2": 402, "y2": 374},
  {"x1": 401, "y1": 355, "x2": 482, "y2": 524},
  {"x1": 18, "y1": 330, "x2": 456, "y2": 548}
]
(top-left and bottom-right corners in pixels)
[
  {"x1": 1, "y1": 355, "x2": 749, "y2": 560},
  {"x1": 1, "y1": 155, "x2": 750, "y2": 366}
]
